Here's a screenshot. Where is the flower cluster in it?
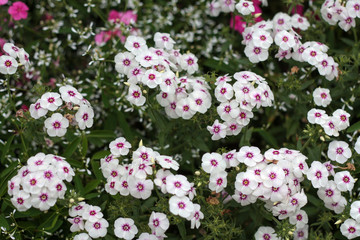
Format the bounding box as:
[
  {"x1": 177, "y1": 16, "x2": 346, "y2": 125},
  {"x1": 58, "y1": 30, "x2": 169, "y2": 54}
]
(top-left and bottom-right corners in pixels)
[
  {"x1": 114, "y1": 212, "x2": 170, "y2": 239},
  {"x1": 0, "y1": 42, "x2": 30, "y2": 75},
  {"x1": 207, "y1": 0, "x2": 266, "y2": 17},
  {"x1": 8, "y1": 153, "x2": 74, "y2": 211},
  {"x1": 68, "y1": 202, "x2": 109, "y2": 239},
  {"x1": 114, "y1": 33, "x2": 213, "y2": 120},
  {"x1": 306, "y1": 140, "x2": 355, "y2": 216},
  {"x1": 321, "y1": 0, "x2": 360, "y2": 31},
  {"x1": 241, "y1": 13, "x2": 339, "y2": 80},
  {"x1": 307, "y1": 108, "x2": 350, "y2": 137},
  {"x1": 29, "y1": 85, "x2": 94, "y2": 137},
  {"x1": 95, "y1": 10, "x2": 137, "y2": 46},
  {"x1": 207, "y1": 71, "x2": 273, "y2": 140},
  {"x1": 201, "y1": 147, "x2": 310, "y2": 238},
  {"x1": 100, "y1": 138, "x2": 203, "y2": 236}
]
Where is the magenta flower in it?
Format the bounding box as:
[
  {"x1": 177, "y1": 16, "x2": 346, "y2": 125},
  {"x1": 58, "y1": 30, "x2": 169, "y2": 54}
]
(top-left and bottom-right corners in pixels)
[
  {"x1": 8, "y1": 1, "x2": 29, "y2": 21},
  {"x1": 0, "y1": 0, "x2": 8, "y2": 6}
]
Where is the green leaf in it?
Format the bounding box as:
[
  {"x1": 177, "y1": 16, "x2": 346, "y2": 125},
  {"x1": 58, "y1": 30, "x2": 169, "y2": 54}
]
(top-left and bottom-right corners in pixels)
[
  {"x1": 14, "y1": 208, "x2": 42, "y2": 218},
  {"x1": 63, "y1": 137, "x2": 81, "y2": 158},
  {"x1": 1, "y1": 134, "x2": 15, "y2": 163},
  {"x1": 87, "y1": 130, "x2": 116, "y2": 139},
  {"x1": 81, "y1": 134, "x2": 88, "y2": 157},
  {"x1": 347, "y1": 121, "x2": 360, "y2": 133},
  {"x1": 177, "y1": 222, "x2": 187, "y2": 240},
  {"x1": 83, "y1": 179, "x2": 101, "y2": 194},
  {"x1": 73, "y1": 175, "x2": 84, "y2": 194},
  {"x1": 92, "y1": 150, "x2": 111, "y2": 160},
  {"x1": 117, "y1": 111, "x2": 135, "y2": 142},
  {"x1": 255, "y1": 129, "x2": 279, "y2": 148},
  {"x1": 0, "y1": 214, "x2": 10, "y2": 230},
  {"x1": 141, "y1": 196, "x2": 157, "y2": 212},
  {"x1": 91, "y1": 158, "x2": 103, "y2": 180}
]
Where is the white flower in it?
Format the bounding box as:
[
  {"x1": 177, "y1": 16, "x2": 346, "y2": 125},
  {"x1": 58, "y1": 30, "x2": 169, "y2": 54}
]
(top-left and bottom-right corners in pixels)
[
  {"x1": 137, "y1": 233, "x2": 157, "y2": 240},
  {"x1": 209, "y1": 171, "x2": 228, "y2": 193},
  {"x1": 327, "y1": 140, "x2": 352, "y2": 164},
  {"x1": 347, "y1": 0, "x2": 360, "y2": 18},
  {"x1": 306, "y1": 161, "x2": 329, "y2": 188},
  {"x1": 169, "y1": 195, "x2": 194, "y2": 218},
  {"x1": 75, "y1": 105, "x2": 94, "y2": 130},
  {"x1": 254, "y1": 226, "x2": 279, "y2": 240},
  {"x1": 235, "y1": 171, "x2": 258, "y2": 194},
  {"x1": 187, "y1": 203, "x2": 204, "y2": 229},
  {"x1": 136, "y1": 50, "x2": 159, "y2": 68},
  {"x1": 148, "y1": 212, "x2": 169, "y2": 236},
  {"x1": 127, "y1": 84, "x2": 146, "y2": 106},
  {"x1": 10, "y1": 191, "x2": 32, "y2": 212},
  {"x1": 313, "y1": 87, "x2": 332, "y2": 107},
  {"x1": 340, "y1": 218, "x2": 360, "y2": 239},
  {"x1": 156, "y1": 155, "x2": 179, "y2": 171},
  {"x1": 180, "y1": 53, "x2": 198, "y2": 74},
  {"x1": 142, "y1": 69, "x2": 161, "y2": 89},
  {"x1": 59, "y1": 85, "x2": 83, "y2": 105},
  {"x1": 333, "y1": 109, "x2": 350, "y2": 131},
  {"x1": 3, "y1": 43, "x2": 21, "y2": 58},
  {"x1": 115, "y1": 218, "x2": 138, "y2": 240},
  {"x1": 82, "y1": 205, "x2": 103, "y2": 222},
  {"x1": 109, "y1": 137, "x2": 132, "y2": 156},
  {"x1": 252, "y1": 30, "x2": 273, "y2": 49},
  {"x1": 236, "y1": 0, "x2": 255, "y2": 15},
  {"x1": 201, "y1": 152, "x2": 226, "y2": 174},
  {"x1": 302, "y1": 47, "x2": 325, "y2": 65},
  {"x1": 273, "y1": 12, "x2": 292, "y2": 30},
  {"x1": 44, "y1": 113, "x2": 69, "y2": 137},
  {"x1": 355, "y1": 137, "x2": 360, "y2": 154},
  {"x1": 350, "y1": 201, "x2": 360, "y2": 222},
  {"x1": 31, "y1": 190, "x2": 57, "y2": 211},
  {"x1": 207, "y1": 119, "x2": 227, "y2": 140},
  {"x1": 260, "y1": 164, "x2": 285, "y2": 188},
  {"x1": 68, "y1": 216, "x2": 85, "y2": 232},
  {"x1": 339, "y1": 14, "x2": 356, "y2": 32},
  {"x1": 85, "y1": 218, "x2": 108, "y2": 238},
  {"x1": 154, "y1": 169, "x2": 173, "y2": 194},
  {"x1": 215, "y1": 83, "x2": 234, "y2": 103},
  {"x1": 222, "y1": 150, "x2": 239, "y2": 168},
  {"x1": 129, "y1": 177, "x2": 154, "y2": 199},
  {"x1": 73, "y1": 233, "x2": 91, "y2": 240},
  {"x1": 238, "y1": 146, "x2": 263, "y2": 167},
  {"x1": 321, "y1": 116, "x2": 339, "y2": 137},
  {"x1": 125, "y1": 36, "x2": 148, "y2": 55},
  {"x1": 220, "y1": 0, "x2": 235, "y2": 12},
  {"x1": 232, "y1": 190, "x2": 257, "y2": 206},
  {"x1": 334, "y1": 171, "x2": 355, "y2": 192},
  {"x1": 274, "y1": 30, "x2": 296, "y2": 50},
  {"x1": 244, "y1": 43, "x2": 269, "y2": 63},
  {"x1": 0, "y1": 55, "x2": 18, "y2": 74},
  {"x1": 317, "y1": 180, "x2": 341, "y2": 203},
  {"x1": 175, "y1": 98, "x2": 196, "y2": 120},
  {"x1": 154, "y1": 32, "x2": 175, "y2": 50},
  {"x1": 166, "y1": 174, "x2": 191, "y2": 197},
  {"x1": 294, "y1": 225, "x2": 308, "y2": 240},
  {"x1": 291, "y1": 14, "x2": 310, "y2": 30},
  {"x1": 29, "y1": 100, "x2": 48, "y2": 119},
  {"x1": 39, "y1": 92, "x2": 63, "y2": 111},
  {"x1": 69, "y1": 202, "x2": 87, "y2": 217}
]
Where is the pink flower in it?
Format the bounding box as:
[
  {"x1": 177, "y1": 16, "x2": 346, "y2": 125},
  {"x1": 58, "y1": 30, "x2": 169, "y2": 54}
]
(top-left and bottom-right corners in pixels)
[
  {"x1": 8, "y1": 1, "x2": 29, "y2": 21},
  {"x1": 0, "y1": 0, "x2": 8, "y2": 6},
  {"x1": 95, "y1": 31, "x2": 112, "y2": 46},
  {"x1": 291, "y1": 5, "x2": 304, "y2": 16},
  {"x1": 108, "y1": 10, "x2": 123, "y2": 23},
  {"x1": 120, "y1": 10, "x2": 137, "y2": 25},
  {"x1": 230, "y1": 15, "x2": 247, "y2": 34}
]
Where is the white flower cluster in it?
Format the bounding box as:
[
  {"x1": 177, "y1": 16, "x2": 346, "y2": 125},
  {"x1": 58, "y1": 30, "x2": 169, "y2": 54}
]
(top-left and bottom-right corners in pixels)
[
  {"x1": 307, "y1": 108, "x2": 350, "y2": 137},
  {"x1": 29, "y1": 85, "x2": 94, "y2": 137},
  {"x1": 340, "y1": 201, "x2": 360, "y2": 239},
  {"x1": 100, "y1": 138, "x2": 203, "y2": 235},
  {"x1": 0, "y1": 43, "x2": 30, "y2": 75},
  {"x1": 114, "y1": 212, "x2": 170, "y2": 240},
  {"x1": 114, "y1": 33, "x2": 213, "y2": 120},
  {"x1": 207, "y1": 71, "x2": 274, "y2": 140},
  {"x1": 8, "y1": 153, "x2": 74, "y2": 212},
  {"x1": 202, "y1": 147, "x2": 310, "y2": 237},
  {"x1": 306, "y1": 140, "x2": 355, "y2": 215},
  {"x1": 321, "y1": 0, "x2": 360, "y2": 31},
  {"x1": 242, "y1": 13, "x2": 339, "y2": 80},
  {"x1": 68, "y1": 202, "x2": 109, "y2": 239},
  {"x1": 207, "y1": 0, "x2": 267, "y2": 16}
]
